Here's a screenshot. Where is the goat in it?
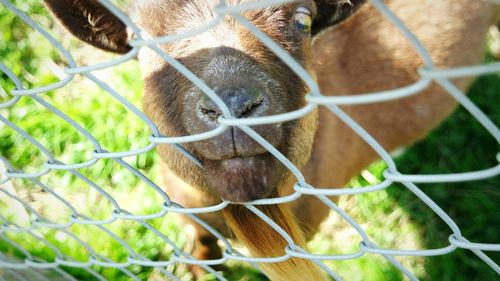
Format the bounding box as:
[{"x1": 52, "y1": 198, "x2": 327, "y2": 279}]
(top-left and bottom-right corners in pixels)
[{"x1": 44, "y1": 0, "x2": 497, "y2": 280}]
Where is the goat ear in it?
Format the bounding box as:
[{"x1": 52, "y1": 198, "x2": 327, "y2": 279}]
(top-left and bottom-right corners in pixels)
[
  {"x1": 44, "y1": 0, "x2": 131, "y2": 54},
  {"x1": 313, "y1": 0, "x2": 366, "y2": 35}
]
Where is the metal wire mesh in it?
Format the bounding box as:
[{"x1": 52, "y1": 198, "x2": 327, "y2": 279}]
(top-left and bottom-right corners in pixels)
[{"x1": 0, "y1": 0, "x2": 499, "y2": 280}]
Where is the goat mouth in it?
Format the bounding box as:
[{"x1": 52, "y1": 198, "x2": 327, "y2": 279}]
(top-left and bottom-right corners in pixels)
[
  {"x1": 192, "y1": 124, "x2": 281, "y2": 161},
  {"x1": 218, "y1": 154, "x2": 266, "y2": 170},
  {"x1": 203, "y1": 153, "x2": 282, "y2": 203}
]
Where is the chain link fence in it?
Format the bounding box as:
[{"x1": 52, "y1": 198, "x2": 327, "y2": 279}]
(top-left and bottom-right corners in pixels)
[{"x1": 1, "y1": 0, "x2": 499, "y2": 280}]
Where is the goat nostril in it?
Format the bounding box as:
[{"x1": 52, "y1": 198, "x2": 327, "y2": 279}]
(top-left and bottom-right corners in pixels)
[
  {"x1": 198, "y1": 87, "x2": 266, "y2": 119},
  {"x1": 240, "y1": 92, "x2": 263, "y2": 116},
  {"x1": 250, "y1": 90, "x2": 264, "y2": 106},
  {"x1": 199, "y1": 101, "x2": 222, "y2": 120},
  {"x1": 226, "y1": 88, "x2": 264, "y2": 118},
  {"x1": 199, "y1": 94, "x2": 223, "y2": 120},
  {"x1": 254, "y1": 92, "x2": 264, "y2": 106},
  {"x1": 200, "y1": 107, "x2": 221, "y2": 120}
]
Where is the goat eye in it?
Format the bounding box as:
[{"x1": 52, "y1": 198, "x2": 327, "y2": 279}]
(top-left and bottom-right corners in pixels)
[{"x1": 294, "y1": 7, "x2": 312, "y2": 33}]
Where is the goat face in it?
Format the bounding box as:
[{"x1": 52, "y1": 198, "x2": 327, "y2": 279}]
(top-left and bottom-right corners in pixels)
[
  {"x1": 133, "y1": 0, "x2": 318, "y2": 202},
  {"x1": 43, "y1": 0, "x2": 366, "y2": 202}
]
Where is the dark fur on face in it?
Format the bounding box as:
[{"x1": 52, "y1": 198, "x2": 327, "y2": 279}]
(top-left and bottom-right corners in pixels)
[{"x1": 134, "y1": 0, "x2": 318, "y2": 202}]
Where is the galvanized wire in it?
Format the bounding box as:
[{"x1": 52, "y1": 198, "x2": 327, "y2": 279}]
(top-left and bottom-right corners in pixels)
[{"x1": 0, "y1": 0, "x2": 499, "y2": 280}]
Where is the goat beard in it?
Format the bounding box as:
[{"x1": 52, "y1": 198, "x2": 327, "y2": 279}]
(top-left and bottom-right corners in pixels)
[{"x1": 222, "y1": 195, "x2": 327, "y2": 281}]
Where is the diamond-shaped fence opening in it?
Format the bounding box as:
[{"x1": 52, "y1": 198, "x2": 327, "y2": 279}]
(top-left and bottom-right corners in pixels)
[{"x1": 0, "y1": 0, "x2": 499, "y2": 280}]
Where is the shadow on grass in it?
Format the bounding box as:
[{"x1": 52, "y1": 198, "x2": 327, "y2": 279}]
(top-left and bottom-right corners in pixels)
[{"x1": 387, "y1": 61, "x2": 499, "y2": 281}]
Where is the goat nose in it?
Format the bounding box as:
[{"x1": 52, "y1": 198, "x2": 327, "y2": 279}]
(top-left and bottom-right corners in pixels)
[{"x1": 199, "y1": 88, "x2": 264, "y2": 119}]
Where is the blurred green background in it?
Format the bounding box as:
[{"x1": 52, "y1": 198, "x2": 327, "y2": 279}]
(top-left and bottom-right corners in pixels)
[{"x1": 0, "y1": 0, "x2": 498, "y2": 280}]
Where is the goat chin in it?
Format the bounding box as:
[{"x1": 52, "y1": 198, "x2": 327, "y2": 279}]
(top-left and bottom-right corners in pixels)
[{"x1": 223, "y1": 201, "x2": 327, "y2": 281}]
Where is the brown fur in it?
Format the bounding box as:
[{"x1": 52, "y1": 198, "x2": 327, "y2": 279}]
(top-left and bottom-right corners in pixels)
[
  {"x1": 44, "y1": 0, "x2": 131, "y2": 53},
  {"x1": 44, "y1": 0, "x2": 497, "y2": 280},
  {"x1": 223, "y1": 204, "x2": 326, "y2": 281},
  {"x1": 294, "y1": 0, "x2": 494, "y2": 233}
]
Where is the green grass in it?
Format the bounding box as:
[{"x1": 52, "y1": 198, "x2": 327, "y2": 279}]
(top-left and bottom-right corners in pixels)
[
  {"x1": 388, "y1": 60, "x2": 500, "y2": 281},
  {"x1": 1, "y1": 1, "x2": 499, "y2": 280}
]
